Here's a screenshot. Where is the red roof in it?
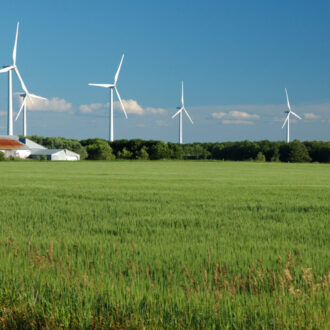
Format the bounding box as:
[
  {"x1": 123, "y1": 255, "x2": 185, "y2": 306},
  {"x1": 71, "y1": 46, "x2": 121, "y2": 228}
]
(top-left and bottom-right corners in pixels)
[{"x1": 0, "y1": 138, "x2": 25, "y2": 149}]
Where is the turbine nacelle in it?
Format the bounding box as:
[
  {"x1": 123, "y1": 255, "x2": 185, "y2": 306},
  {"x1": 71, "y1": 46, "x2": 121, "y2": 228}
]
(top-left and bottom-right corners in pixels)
[{"x1": 15, "y1": 93, "x2": 47, "y2": 121}]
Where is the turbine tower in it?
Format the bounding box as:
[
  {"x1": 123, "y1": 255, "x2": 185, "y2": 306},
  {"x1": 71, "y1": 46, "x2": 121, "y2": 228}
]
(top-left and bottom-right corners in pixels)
[
  {"x1": 15, "y1": 93, "x2": 47, "y2": 137},
  {"x1": 0, "y1": 22, "x2": 30, "y2": 136},
  {"x1": 282, "y1": 88, "x2": 302, "y2": 143},
  {"x1": 172, "y1": 81, "x2": 193, "y2": 144},
  {"x1": 88, "y1": 54, "x2": 127, "y2": 142}
]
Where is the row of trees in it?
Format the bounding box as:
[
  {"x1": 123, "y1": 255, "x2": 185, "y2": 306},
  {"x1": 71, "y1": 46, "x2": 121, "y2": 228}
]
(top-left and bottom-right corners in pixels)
[{"x1": 27, "y1": 135, "x2": 330, "y2": 163}]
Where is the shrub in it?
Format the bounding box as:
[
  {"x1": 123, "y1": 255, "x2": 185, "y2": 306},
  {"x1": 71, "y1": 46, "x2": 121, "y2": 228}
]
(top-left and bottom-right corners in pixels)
[
  {"x1": 255, "y1": 152, "x2": 266, "y2": 162},
  {"x1": 0, "y1": 152, "x2": 5, "y2": 161}
]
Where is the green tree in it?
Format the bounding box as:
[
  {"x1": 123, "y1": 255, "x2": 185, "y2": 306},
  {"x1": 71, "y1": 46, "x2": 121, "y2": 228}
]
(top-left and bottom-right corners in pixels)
[
  {"x1": 0, "y1": 152, "x2": 5, "y2": 161},
  {"x1": 148, "y1": 141, "x2": 170, "y2": 160},
  {"x1": 86, "y1": 140, "x2": 115, "y2": 160},
  {"x1": 136, "y1": 146, "x2": 149, "y2": 160},
  {"x1": 117, "y1": 148, "x2": 133, "y2": 159},
  {"x1": 288, "y1": 141, "x2": 311, "y2": 162}
]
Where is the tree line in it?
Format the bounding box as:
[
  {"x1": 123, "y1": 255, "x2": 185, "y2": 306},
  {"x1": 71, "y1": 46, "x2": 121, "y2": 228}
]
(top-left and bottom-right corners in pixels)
[{"x1": 26, "y1": 135, "x2": 330, "y2": 163}]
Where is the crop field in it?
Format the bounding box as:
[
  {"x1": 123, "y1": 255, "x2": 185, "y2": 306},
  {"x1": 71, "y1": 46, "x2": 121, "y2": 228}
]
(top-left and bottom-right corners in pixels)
[{"x1": 0, "y1": 161, "x2": 329, "y2": 328}]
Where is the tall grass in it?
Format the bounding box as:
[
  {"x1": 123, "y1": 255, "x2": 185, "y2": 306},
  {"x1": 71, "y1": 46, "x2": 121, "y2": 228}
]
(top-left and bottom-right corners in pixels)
[{"x1": 0, "y1": 161, "x2": 329, "y2": 328}]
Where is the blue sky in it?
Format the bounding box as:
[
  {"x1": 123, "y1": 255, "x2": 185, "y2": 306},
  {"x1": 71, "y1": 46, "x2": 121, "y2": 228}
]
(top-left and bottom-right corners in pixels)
[{"x1": 0, "y1": 0, "x2": 329, "y2": 142}]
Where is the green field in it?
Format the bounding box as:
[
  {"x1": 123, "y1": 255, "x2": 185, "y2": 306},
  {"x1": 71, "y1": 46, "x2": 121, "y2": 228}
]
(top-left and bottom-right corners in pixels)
[{"x1": 0, "y1": 161, "x2": 329, "y2": 328}]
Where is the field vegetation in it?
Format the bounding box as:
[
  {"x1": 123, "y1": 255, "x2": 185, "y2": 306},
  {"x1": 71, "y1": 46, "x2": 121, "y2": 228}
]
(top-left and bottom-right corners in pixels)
[{"x1": 0, "y1": 161, "x2": 329, "y2": 328}]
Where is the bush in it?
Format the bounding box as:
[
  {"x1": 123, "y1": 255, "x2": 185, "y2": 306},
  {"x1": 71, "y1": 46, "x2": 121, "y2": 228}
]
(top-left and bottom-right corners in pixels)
[
  {"x1": 255, "y1": 152, "x2": 266, "y2": 162},
  {"x1": 0, "y1": 152, "x2": 5, "y2": 161}
]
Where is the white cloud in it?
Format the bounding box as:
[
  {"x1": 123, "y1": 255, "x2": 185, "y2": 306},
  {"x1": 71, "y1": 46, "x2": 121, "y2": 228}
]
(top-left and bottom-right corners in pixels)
[
  {"x1": 80, "y1": 99, "x2": 167, "y2": 116},
  {"x1": 25, "y1": 97, "x2": 73, "y2": 112},
  {"x1": 304, "y1": 113, "x2": 318, "y2": 120},
  {"x1": 79, "y1": 103, "x2": 104, "y2": 113},
  {"x1": 222, "y1": 119, "x2": 254, "y2": 125},
  {"x1": 229, "y1": 111, "x2": 260, "y2": 120},
  {"x1": 144, "y1": 107, "x2": 167, "y2": 115},
  {"x1": 211, "y1": 110, "x2": 260, "y2": 125},
  {"x1": 211, "y1": 112, "x2": 226, "y2": 119},
  {"x1": 114, "y1": 99, "x2": 143, "y2": 115}
]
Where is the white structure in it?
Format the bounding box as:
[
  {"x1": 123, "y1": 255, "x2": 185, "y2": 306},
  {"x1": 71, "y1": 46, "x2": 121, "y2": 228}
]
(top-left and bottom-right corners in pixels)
[
  {"x1": 282, "y1": 88, "x2": 302, "y2": 143},
  {"x1": 0, "y1": 22, "x2": 30, "y2": 136},
  {"x1": 0, "y1": 136, "x2": 31, "y2": 158},
  {"x1": 0, "y1": 136, "x2": 80, "y2": 161},
  {"x1": 172, "y1": 81, "x2": 193, "y2": 144},
  {"x1": 29, "y1": 149, "x2": 80, "y2": 161},
  {"x1": 15, "y1": 93, "x2": 47, "y2": 137},
  {"x1": 88, "y1": 54, "x2": 128, "y2": 142}
]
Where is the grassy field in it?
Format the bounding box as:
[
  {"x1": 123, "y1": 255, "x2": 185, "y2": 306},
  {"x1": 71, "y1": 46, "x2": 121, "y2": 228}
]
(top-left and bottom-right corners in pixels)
[{"x1": 0, "y1": 161, "x2": 329, "y2": 328}]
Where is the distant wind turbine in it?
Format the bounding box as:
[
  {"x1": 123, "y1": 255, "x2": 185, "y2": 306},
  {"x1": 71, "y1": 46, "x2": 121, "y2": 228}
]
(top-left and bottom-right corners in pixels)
[
  {"x1": 172, "y1": 81, "x2": 193, "y2": 144},
  {"x1": 282, "y1": 88, "x2": 302, "y2": 143},
  {"x1": 88, "y1": 54, "x2": 127, "y2": 142},
  {"x1": 15, "y1": 93, "x2": 47, "y2": 137},
  {"x1": 0, "y1": 22, "x2": 30, "y2": 136}
]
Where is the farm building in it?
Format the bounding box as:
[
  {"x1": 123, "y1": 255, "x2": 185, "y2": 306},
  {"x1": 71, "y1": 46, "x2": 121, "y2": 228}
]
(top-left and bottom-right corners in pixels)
[
  {"x1": 0, "y1": 136, "x2": 80, "y2": 161},
  {"x1": 29, "y1": 148, "x2": 80, "y2": 161},
  {"x1": 0, "y1": 137, "x2": 31, "y2": 159}
]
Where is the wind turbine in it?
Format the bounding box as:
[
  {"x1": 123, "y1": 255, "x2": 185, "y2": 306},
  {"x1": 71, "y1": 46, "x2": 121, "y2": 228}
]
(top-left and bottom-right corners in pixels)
[
  {"x1": 88, "y1": 54, "x2": 127, "y2": 142},
  {"x1": 15, "y1": 93, "x2": 47, "y2": 137},
  {"x1": 0, "y1": 22, "x2": 30, "y2": 136},
  {"x1": 172, "y1": 81, "x2": 193, "y2": 144},
  {"x1": 282, "y1": 88, "x2": 302, "y2": 143}
]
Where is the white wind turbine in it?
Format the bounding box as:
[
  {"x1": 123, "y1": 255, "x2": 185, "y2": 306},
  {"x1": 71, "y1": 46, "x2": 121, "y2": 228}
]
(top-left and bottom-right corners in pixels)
[
  {"x1": 172, "y1": 81, "x2": 193, "y2": 144},
  {"x1": 282, "y1": 88, "x2": 302, "y2": 143},
  {"x1": 15, "y1": 92, "x2": 47, "y2": 137},
  {"x1": 0, "y1": 22, "x2": 30, "y2": 136},
  {"x1": 88, "y1": 54, "x2": 127, "y2": 142}
]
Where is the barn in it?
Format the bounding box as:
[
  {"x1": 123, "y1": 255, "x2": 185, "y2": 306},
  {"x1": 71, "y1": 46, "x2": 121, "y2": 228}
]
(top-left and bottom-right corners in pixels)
[
  {"x1": 0, "y1": 136, "x2": 31, "y2": 159},
  {"x1": 29, "y1": 149, "x2": 80, "y2": 161},
  {"x1": 0, "y1": 136, "x2": 80, "y2": 161}
]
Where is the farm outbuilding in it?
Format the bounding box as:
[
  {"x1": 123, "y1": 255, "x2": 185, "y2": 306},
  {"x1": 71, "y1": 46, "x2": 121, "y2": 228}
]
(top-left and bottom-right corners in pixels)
[
  {"x1": 0, "y1": 136, "x2": 80, "y2": 161},
  {"x1": 29, "y1": 148, "x2": 80, "y2": 161},
  {"x1": 0, "y1": 136, "x2": 31, "y2": 159}
]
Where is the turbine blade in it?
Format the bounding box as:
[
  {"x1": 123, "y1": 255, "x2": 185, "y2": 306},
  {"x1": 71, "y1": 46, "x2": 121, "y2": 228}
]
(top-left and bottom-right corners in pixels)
[
  {"x1": 88, "y1": 83, "x2": 113, "y2": 88},
  {"x1": 114, "y1": 54, "x2": 124, "y2": 84},
  {"x1": 183, "y1": 107, "x2": 193, "y2": 124},
  {"x1": 13, "y1": 22, "x2": 19, "y2": 65},
  {"x1": 0, "y1": 66, "x2": 15, "y2": 73},
  {"x1": 30, "y1": 94, "x2": 47, "y2": 101},
  {"x1": 14, "y1": 67, "x2": 30, "y2": 99},
  {"x1": 285, "y1": 88, "x2": 291, "y2": 111},
  {"x1": 15, "y1": 96, "x2": 26, "y2": 121},
  {"x1": 114, "y1": 86, "x2": 127, "y2": 118},
  {"x1": 172, "y1": 107, "x2": 183, "y2": 119},
  {"x1": 181, "y1": 81, "x2": 184, "y2": 107},
  {"x1": 282, "y1": 114, "x2": 289, "y2": 129},
  {"x1": 291, "y1": 111, "x2": 302, "y2": 120}
]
